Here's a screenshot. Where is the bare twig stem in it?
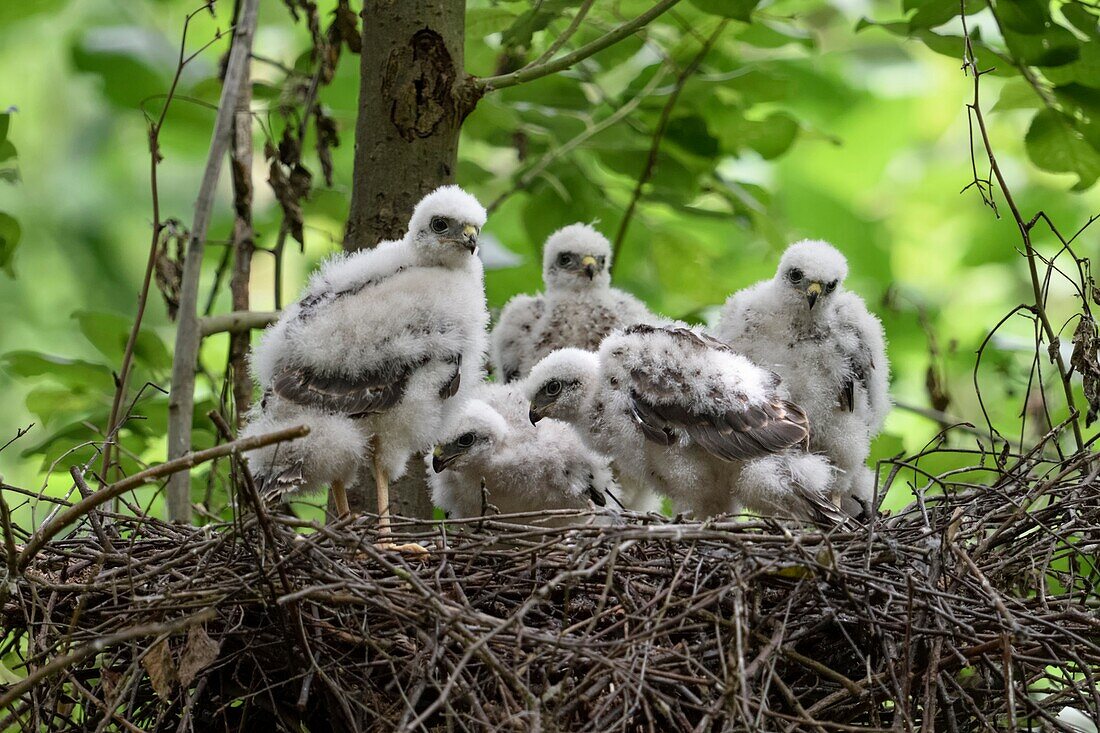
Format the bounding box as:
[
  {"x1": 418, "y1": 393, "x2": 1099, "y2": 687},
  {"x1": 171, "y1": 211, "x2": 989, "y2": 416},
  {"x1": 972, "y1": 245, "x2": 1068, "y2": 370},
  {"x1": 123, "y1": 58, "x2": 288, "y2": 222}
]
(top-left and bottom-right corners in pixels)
[
  {"x1": 477, "y1": 0, "x2": 684, "y2": 91},
  {"x1": 612, "y1": 21, "x2": 727, "y2": 266},
  {"x1": 960, "y1": 14, "x2": 1084, "y2": 452},
  {"x1": 0, "y1": 608, "x2": 217, "y2": 711},
  {"x1": 166, "y1": 0, "x2": 261, "y2": 522},
  {"x1": 520, "y1": 0, "x2": 597, "y2": 71},
  {"x1": 228, "y1": 32, "x2": 256, "y2": 427},
  {"x1": 198, "y1": 309, "x2": 279, "y2": 337},
  {"x1": 18, "y1": 425, "x2": 307, "y2": 571},
  {"x1": 99, "y1": 6, "x2": 215, "y2": 487}
]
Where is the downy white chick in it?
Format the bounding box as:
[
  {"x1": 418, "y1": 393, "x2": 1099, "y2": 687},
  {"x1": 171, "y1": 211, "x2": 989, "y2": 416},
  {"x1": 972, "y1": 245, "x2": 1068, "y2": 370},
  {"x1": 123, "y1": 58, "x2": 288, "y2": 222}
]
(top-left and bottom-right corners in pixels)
[
  {"x1": 715, "y1": 240, "x2": 890, "y2": 518},
  {"x1": 490, "y1": 223, "x2": 654, "y2": 382},
  {"x1": 245, "y1": 185, "x2": 490, "y2": 526},
  {"x1": 427, "y1": 395, "x2": 618, "y2": 526},
  {"x1": 526, "y1": 326, "x2": 845, "y2": 525}
]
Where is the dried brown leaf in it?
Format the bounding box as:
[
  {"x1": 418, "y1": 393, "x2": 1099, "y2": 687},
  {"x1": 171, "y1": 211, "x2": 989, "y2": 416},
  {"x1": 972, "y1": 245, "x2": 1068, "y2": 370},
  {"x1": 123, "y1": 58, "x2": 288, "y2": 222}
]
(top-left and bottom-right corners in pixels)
[
  {"x1": 1070, "y1": 315, "x2": 1100, "y2": 427},
  {"x1": 177, "y1": 625, "x2": 221, "y2": 687},
  {"x1": 141, "y1": 638, "x2": 176, "y2": 699},
  {"x1": 314, "y1": 108, "x2": 339, "y2": 187}
]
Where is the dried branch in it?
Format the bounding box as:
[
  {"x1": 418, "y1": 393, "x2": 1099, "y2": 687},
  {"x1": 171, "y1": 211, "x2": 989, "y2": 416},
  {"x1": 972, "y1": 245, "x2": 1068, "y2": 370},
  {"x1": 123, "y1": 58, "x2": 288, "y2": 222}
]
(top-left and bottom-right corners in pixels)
[
  {"x1": 166, "y1": 0, "x2": 261, "y2": 523},
  {"x1": 960, "y1": 13, "x2": 1085, "y2": 453},
  {"x1": 17, "y1": 424, "x2": 308, "y2": 571},
  {"x1": 477, "y1": 0, "x2": 684, "y2": 91},
  {"x1": 612, "y1": 21, "x2": 727, "y2": 266},
  {"x1": 198, "y1": 309, "x2": 279, "y2": 337}
]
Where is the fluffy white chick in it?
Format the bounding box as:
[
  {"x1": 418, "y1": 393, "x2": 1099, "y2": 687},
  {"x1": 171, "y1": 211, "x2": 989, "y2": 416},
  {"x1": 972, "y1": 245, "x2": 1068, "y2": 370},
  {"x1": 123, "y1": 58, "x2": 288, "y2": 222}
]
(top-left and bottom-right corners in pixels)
[
  {"x1": 490, "y1": 223, "x2": 654, "y2": 382},
  {"x1": 523, "y1": 349, "x2": 661, "y2": 513},
  {"x1": 246, "y1": 185, "x2": 490, "y2": 527},
  {"x1": 527, "y1": 327, "x2": 843, "y2": 524},
  {"x1": 427, "y1": 396, "x2": 618, "y2": 526},
  {"x1": 715, "y1": 240, "x2": 890, "y2": 519},
  {"x1": 240, "y1": 393, "x2": 365, "y2": 501}
]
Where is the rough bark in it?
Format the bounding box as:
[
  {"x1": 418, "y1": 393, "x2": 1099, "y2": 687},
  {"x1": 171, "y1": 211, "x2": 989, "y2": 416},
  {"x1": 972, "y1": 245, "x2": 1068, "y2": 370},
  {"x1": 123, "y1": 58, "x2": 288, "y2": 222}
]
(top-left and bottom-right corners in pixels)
[
  {"x1": 165, "y1": 0, "x2": 259, "y2": 522},
  {"x1": 228, "y1": 65, "x2": 254, "y2": 428},
  {"x1": 342, "y1": 0, "x2": 475, "y2": 519},
  {"x1": 345, "y1": 0, "x2": 477, "y2": 249}
]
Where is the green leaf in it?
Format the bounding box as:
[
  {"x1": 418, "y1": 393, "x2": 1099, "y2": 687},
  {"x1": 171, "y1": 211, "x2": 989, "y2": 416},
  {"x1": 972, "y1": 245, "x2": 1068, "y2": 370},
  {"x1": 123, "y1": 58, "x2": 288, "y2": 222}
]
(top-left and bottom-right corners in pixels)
[
  {"x1": 716, "y1": 109, "x2": 800, "y2": 160},
  {"x1": 502, "y1": 0, "x2": 577, "y2": 49},
  {"x1": 1002, "y1": 24, "x2": 1079, "y2": 67},
  {"x1": 1025, "y1": 108, "x2": 1100, "y2": 190},
  {"x1": 992, "y1": 78, "x2": 1044, "y2": 112},
  {"x1": 689, "y1": 0, "x2": 761, "y2": 22},
  {"x1": 0, "y1": 351, "x2": 114, "y2": 390},
  {"x1": 666, "y1": 115, "x2": 720, "y2": 157},
  {"x1": 1053, "y1": 83, "x2": 1100, "y2": 148},
  {"x1": 1043, "y1": 42, "x2": 1100, "y2": 89},
  {"x1": 905, "y1": 0, "x2": 982, "y2": 32},
  {"x1": 466, "y1": 7, "x2": 520, "y2": 38},
  {"x1": 1060, "y1": 5, "x2": 1100, "y2": 40},
  {"x1": 73, "y1": 310, "x2": 173, "y2": 371},
  {"x1": 0, "y1": 113, "x2": 8, "y2": 143},
  {"x1": 858, "y1": 19, "x2": 1016, "y2": 76},
  {"x1": 0, "y1": 211, "x2": 19, "y2": 277},
  {"x1": 71, "y1": 27, "x2": 173, "y2": 109}
]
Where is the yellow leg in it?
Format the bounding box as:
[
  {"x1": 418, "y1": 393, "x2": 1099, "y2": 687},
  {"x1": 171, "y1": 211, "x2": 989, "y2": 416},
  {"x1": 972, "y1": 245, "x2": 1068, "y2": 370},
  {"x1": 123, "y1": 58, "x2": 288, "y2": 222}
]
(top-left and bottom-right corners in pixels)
[
  {"x1": 372, "y1": 436, "x2": 390, "y2": 535},
  {"x1": 331, "y1": 479, "x2": 350, "y2": 518},
  {"x1": 371, "y1": 436, "x2": 428, "y2": 558}
]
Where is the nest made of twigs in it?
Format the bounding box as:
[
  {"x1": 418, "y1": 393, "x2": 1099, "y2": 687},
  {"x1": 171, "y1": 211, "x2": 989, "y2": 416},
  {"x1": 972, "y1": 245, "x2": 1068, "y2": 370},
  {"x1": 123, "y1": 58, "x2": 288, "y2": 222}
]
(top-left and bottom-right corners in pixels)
[{"x1": 1, "y1": 445, "x2": 1099, "y2": 733}]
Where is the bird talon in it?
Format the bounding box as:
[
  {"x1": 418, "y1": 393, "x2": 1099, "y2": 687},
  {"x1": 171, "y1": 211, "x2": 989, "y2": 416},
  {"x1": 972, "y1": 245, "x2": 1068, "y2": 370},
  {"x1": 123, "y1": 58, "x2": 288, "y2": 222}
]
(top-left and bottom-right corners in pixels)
[{"x1": 375, "y1": 541, "x2": 430, "y2": 557}]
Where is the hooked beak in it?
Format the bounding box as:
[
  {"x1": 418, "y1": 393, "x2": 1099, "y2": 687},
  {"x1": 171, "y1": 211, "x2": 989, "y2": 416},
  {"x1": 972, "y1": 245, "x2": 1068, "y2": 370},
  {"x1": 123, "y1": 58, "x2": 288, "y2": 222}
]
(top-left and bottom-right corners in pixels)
[
  {"x1": 529, "y1": 404, "x2": 544, "y2": 425},
  {"x1": 806, "y1": 282, "x2": 822, "y2": 309},
  {"x1": 580, "y1": 255, "x2": 598, "y2": 280},
  {"x1": 431, "y1": 445, "x2": 457, "y2": 473},
  {"x1": 462, "y1": 224, "x2": 479, "y2": 254}
]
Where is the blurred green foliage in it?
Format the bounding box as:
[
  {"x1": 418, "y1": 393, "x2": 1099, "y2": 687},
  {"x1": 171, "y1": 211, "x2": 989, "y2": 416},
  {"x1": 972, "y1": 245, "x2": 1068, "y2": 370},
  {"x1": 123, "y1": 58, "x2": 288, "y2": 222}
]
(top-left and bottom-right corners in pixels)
[{"x1": 1, "y1": 0, "x2": 1098, "y2": 524}]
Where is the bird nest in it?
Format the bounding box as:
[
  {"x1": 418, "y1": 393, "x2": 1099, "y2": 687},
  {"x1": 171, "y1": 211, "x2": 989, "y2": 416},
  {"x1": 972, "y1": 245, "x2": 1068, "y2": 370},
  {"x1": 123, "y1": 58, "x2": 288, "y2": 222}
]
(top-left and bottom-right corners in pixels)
[{"x1": 1, "y1": 446, "x2": 1098, "y2": 732}]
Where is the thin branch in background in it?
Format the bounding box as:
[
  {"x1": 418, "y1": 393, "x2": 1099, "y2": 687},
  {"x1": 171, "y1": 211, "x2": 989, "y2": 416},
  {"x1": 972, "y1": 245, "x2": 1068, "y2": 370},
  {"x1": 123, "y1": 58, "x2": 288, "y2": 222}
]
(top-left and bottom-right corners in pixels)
[
  {"x1": 612, "y1": 21, "x2": 728, "y2": 268},
  {"x1": 228, "y1": 15, "x2": 257, "y2": 428},
  {"x1": 487, "y1": 63, "x2": 671, "y2": 214},
  {"x1": 520, "y1": 0, "x2": 597, "y2": 72},
  {"x1": 959, "y1": 9, "x2": 1086, "y2": 453},
  {"x1": 166, "y1": 0, "x2": 261, "y2": 523},
  {"x1": 99, "y1": 3, "x2": 219, "y2": 489},
  {"x1": 198, "y1": 309, "x2": 279, "y2": 337},
  {"x1": 18, "y1": 424, "x2": 308, "y2": 570},
  {"x1": 477, "y1": 0, "x2": 684, "y2": 91}
]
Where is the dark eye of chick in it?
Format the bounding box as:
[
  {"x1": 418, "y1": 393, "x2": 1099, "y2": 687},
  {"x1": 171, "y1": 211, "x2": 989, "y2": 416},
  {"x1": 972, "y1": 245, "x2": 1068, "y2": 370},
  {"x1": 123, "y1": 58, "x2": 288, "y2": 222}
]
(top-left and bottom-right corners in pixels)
[
  {"x1": 788, "y1": 268, "x2": 803, "y2": 284},
  {"x1": 545, "y1": 379, "x2": 562, "y2": 397},
  {"x1": 596, "y1": 256, "x2": 606, "y2": 268},
  {"x1": 826, "y1": 280, "x2": 837, "y2": 292},
  {"x1": 457, "y1": 432, "x2": 475, "y2": 447},
  {"x1": 430, "y1": 217, "x2": 449, "y2": 234},
  {"x1": 557, "y1": 253, "x2": 574, "y2": 267}
]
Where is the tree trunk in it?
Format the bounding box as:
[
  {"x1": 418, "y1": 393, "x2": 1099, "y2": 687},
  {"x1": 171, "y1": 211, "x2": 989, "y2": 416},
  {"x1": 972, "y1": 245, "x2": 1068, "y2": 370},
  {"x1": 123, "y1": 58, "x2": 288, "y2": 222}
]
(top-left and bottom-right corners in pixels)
[
  {"x1": 345, "y1": 0, "x2": 476, "y2": 250},
  {"x1": 341, "y1": 0, "x2": 478, "y2": 520},
  {"x1": 228, "y1": 60, "x2": 255, "y2": 428}
]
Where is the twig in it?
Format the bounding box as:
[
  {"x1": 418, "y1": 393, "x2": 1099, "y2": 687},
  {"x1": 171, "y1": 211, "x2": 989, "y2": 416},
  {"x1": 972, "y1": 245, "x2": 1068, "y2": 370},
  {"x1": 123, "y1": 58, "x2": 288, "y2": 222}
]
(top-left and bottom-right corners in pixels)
[
  {"x1": 166, "y1": 0, "x2": 261, "y2": 522},
  {"x1": 18, "y1": 425, "x2": 308, "y2": 570},
  {"x1": 99, "y1": 5, "x2": 218, "y2": 487},
  {"x1": 960, "y1": 12, "x2": 1085, "y2": 453},
  {"x1": 477, "y1": 0, "x2": 684, "y2": 91},
  {"x1": 612, "y1": 21, "x2": 727, "y2": 266},
  {"x1": 0, "y1": 608, "x2": 217, "y2": 711},
  {"x1": 198, "y1": 309, "x2": 279, "y2": 337}
]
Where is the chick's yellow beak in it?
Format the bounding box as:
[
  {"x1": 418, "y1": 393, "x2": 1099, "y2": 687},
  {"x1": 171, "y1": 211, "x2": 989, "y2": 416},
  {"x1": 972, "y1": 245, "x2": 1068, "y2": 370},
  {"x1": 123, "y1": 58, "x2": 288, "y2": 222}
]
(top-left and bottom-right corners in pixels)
[
  {"x1": 581, "y1": 255, "x2": 598, "y2": 279},
  {"x1": 461, "y1": 224, "x2": 479, "y2": 253},
  {"x1": 806, "y1": 282, "x2": 822, "y2": 309}
]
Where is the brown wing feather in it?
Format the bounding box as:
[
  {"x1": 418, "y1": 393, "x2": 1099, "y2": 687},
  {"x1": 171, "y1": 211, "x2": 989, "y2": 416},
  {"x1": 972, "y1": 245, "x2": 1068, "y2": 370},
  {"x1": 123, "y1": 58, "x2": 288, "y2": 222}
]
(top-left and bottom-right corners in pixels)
[
  {"x1": 273, "y1": 359, "x2": 426, "y2": 417},
  {"x1": 629, "y1": 379, "x2": 810, "y2": 460},
  {"x1": 439, "y1": 355, "x2": 462, "y2": 400}
]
